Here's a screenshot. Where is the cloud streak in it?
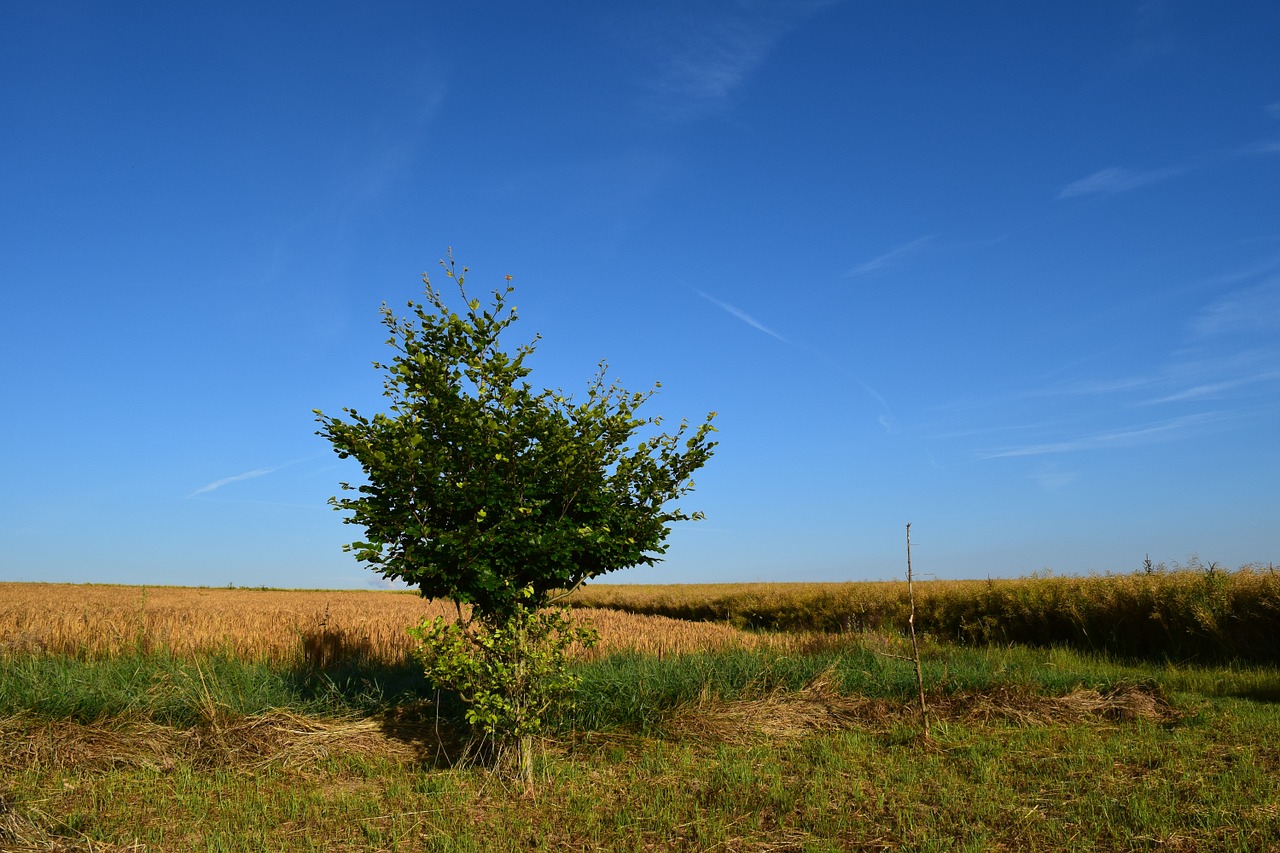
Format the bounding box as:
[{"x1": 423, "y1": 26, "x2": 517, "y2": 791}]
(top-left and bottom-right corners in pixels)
[
  {"x1": 977, "y1": 413, "x2": 1220, "y2": 459},
  {"x1": 189, "y1": 467, "x2": 277, "y2": 497},
  {"x1": 1191, "y1": 277, "x2": 1280, "y2": 339},
  {"x1": 846, "y1": 236, "x2": 934, "y2": 277},
  {"x1": 639, "y1": 1, "x2": 835, "y2": 121},
  {"x1": 697, "y1": 290, "x2": 789, "y2": 343},
  {"x1": 1143, "y1": 372, "x2": 1280, "y2": 404},
  {"x1": 692, "y1": 287, "x2": 898, "y2": 433},
  {"x1": 1057, "y1": 166, "x2": 1183, "y2": 199},
  {"x1": 1237, "y1": 139, "x2": 1280, "y2": 156},
  {"x1": 1031, "y1": 376, "x2": 1154, "y2": 397}
]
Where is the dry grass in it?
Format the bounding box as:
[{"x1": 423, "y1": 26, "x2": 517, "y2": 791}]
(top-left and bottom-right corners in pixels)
[
  {"x1": 0, "y1": 675, "x2": 1177, "y2": 783},
  {"x1": 0, "y1": 708, "x2": 429, "y2": 777},
  {"x1": 0, "y1": 583, "x2": 774, "y2": 666},
  {"x1": 670, "y1": 678, "x2": 1178, "y2": 747}
]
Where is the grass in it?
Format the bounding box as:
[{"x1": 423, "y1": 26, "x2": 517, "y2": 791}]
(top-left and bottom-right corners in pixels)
[
  {"x1": 3, "y1": 633, "x2": 1280, "y2": 850},
  {"x1": 3, "y1": 578, "x2": 1279, "y2": 849}
]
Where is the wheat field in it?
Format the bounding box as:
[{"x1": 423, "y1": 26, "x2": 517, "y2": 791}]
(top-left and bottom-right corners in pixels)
[
  {"x1": 573, "y1": 567, "x2": 1280, "y2": 663},
  {"x1": 0, "y1": 583, "x2": 773, "y2": 664},
  {"x1": 6, "y1": 565, "x2": 1277, "y2": 667}
]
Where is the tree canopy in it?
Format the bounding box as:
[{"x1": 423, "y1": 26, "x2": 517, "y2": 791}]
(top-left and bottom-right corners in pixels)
[{"x1": 314, "y1": 256, "x2": 717, "y2": 620}]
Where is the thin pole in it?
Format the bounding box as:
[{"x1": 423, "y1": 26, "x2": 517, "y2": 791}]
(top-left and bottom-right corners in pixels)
[{"x1": 906, "y1": 523, "x2": 930, "y2": 740}]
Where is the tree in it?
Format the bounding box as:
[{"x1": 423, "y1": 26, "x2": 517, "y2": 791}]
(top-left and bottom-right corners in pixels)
[{"x1": 314, "y1": 253, "x2": 716, "y2": 781}]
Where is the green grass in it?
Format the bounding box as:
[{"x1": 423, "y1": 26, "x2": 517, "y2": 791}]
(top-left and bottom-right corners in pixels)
[
  {"x1": 3, "y1": 640, "x2": 1279, "y2": 850},
  {"x1": 0, "y1": 650, "x2": 430, "y2": 724}
]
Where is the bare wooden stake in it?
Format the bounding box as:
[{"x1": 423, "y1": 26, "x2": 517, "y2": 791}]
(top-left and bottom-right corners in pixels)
[{"x1": 906, "y1": 523, "x2": 930, "y2": 741}]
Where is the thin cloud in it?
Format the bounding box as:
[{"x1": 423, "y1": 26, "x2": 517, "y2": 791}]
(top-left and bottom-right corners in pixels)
[
  {"x1": 187, "y1": 456, "x2": 317, "y2": 498},
  {"x1": 1237, "y1": 139, "x2": 1280, "y2": 156},
  {"x1": 664, "y1": 25, "x2": 773, "y2": 101},
  {"x1": 1200, "y1": 253, "x2": 1280, "y2": 288},
  {"x1": 977, "y1": 413, "x2": 1219, "y2": 459},
  {"x1": 639, "y1": 1, "x2": 835, "y2": 121},
  {"x1": 1191, "y1": 278, "x2": 1280, "y2": 339},
  {"x1": 1057, "y1": 166, "x2": 1183, "y2": 199},
  {"x1": 854, "y1": 380, "x2": 898, "y2": 435},
  {"x1": 691, "y1": 282, "x2": 897, "y2": 433},
  {"x1": 1061, "y1": 132, "x2": 1280, "y2": 200},
  {"x1": 697, "y1": 290, "x2": 789, "y2": 343},
  {"x1": 189, "y1": 467, "x2": 277, "y2": 497},
  {"x1": 845, "y1": 236, "x2": 934, "y2": 277},
  {"x1": 1144, "y1": 372, "x2": 1280, "y2": 404},
  {"x1": 1030, "y1": 376, "x2": 1154, "y2": 397}
]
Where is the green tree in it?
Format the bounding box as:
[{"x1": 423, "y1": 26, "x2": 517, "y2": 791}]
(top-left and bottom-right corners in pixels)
[{"x1": 314, "y1": 253, "x2": 716, "y2": 781}]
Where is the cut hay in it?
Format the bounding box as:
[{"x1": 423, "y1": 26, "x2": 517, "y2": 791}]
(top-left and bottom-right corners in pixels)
[
  {"x1": 665, "y1": 678, "x2": 1177, "y2": 745},
  {"x1": 0, "y1": 710, "x2": 447, "y2": 779},
  {"x1": 667, "y1": 672, "x2": 895, "y2": 746}
]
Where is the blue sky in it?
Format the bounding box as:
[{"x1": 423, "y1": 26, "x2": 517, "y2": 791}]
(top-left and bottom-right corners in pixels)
[{"x1": 3, "y1": 1, "x2": 1277, "y2": 589}]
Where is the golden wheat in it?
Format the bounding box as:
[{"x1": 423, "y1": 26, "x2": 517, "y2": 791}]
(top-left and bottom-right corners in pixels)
[
  {"x1": 7, "y1": 567, "x2": 1275, "y2": 666},
  {"x1": 571, "y1": 568, "x2": 1280, "y2": 662},
  {"x1": 0, "y1": 583, "x2": 771, "y2": 664}
]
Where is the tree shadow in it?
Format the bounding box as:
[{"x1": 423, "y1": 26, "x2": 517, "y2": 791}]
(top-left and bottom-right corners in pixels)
[
  {"x1": 1224, "y1": 682, "x2": 1280, "y2": 703},
  {"x1": 289, "y1": 624, "x2": 480, "y2": 769},
  {"x1": 377, "y1": 697, "x2": 479, "y2": 770}
]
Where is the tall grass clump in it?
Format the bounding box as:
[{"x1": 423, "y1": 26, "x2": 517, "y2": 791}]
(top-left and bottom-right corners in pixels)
[
  {"x1": 567, "y1": 648, "x2": 846, "y2": 733},
  {"x1": 0, "y1": 650, "x2": 431, "y2": 725},
  {"x1": 923, "y1": 565, "x2": 1280, "y2": 663}
]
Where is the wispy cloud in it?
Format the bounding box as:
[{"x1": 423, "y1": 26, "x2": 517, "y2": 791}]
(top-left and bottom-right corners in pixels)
[
  {"x1": 1057, "y1": 166, "x2": 1183, "y2": 199},
  {"x1": 1144, "y1": 372, "x2": 1280, "y2": 404},
  {"x1": 692, "y1": 287, "x2": 899, "y2": 432},
  {"x1": 1200, "y1": 253, "x2": 1280, "y2": 288},
  {"x1": 1237, "y1": 139, "x2": 1280, "y2": 156},
  {"x1": 696, "y1": 290, "x2": 789, "y2": 343},
  {"x1": 1191, "y1": 277, "x2": 1280, "y2": 339},
  {"x1": 845, "y1": 236, "x2": 934, "y2": 277},
  {"x1": 188, "y1": 467, "x2": 277, "y2": 497},
  {"x1": 843, "y1": 378, "x2": 898, "y2": 435},
  {"x1": 1061, "y1": 120, "x2": 1280, "y2": 200},
  {"x1": 187, "y1": 456, "x2": 319, "y2": 498},
  {"x1": 1030, "y1": 376, "x2": 1154, "y2": 397},
  {"x1": 662, "y1": 24, "x2": 773, "y2": 102},
  {"x1": 977, "y1": 413, "x2": 1220, "y2": 459},
  {"x1": 638, "y1": 1, "x2": 835, "y2": 121}
]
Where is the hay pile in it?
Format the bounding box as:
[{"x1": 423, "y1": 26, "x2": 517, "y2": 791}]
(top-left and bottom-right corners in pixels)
[{"x1": 667, "y1": 678, "x2": 1177, "y2": 745}]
